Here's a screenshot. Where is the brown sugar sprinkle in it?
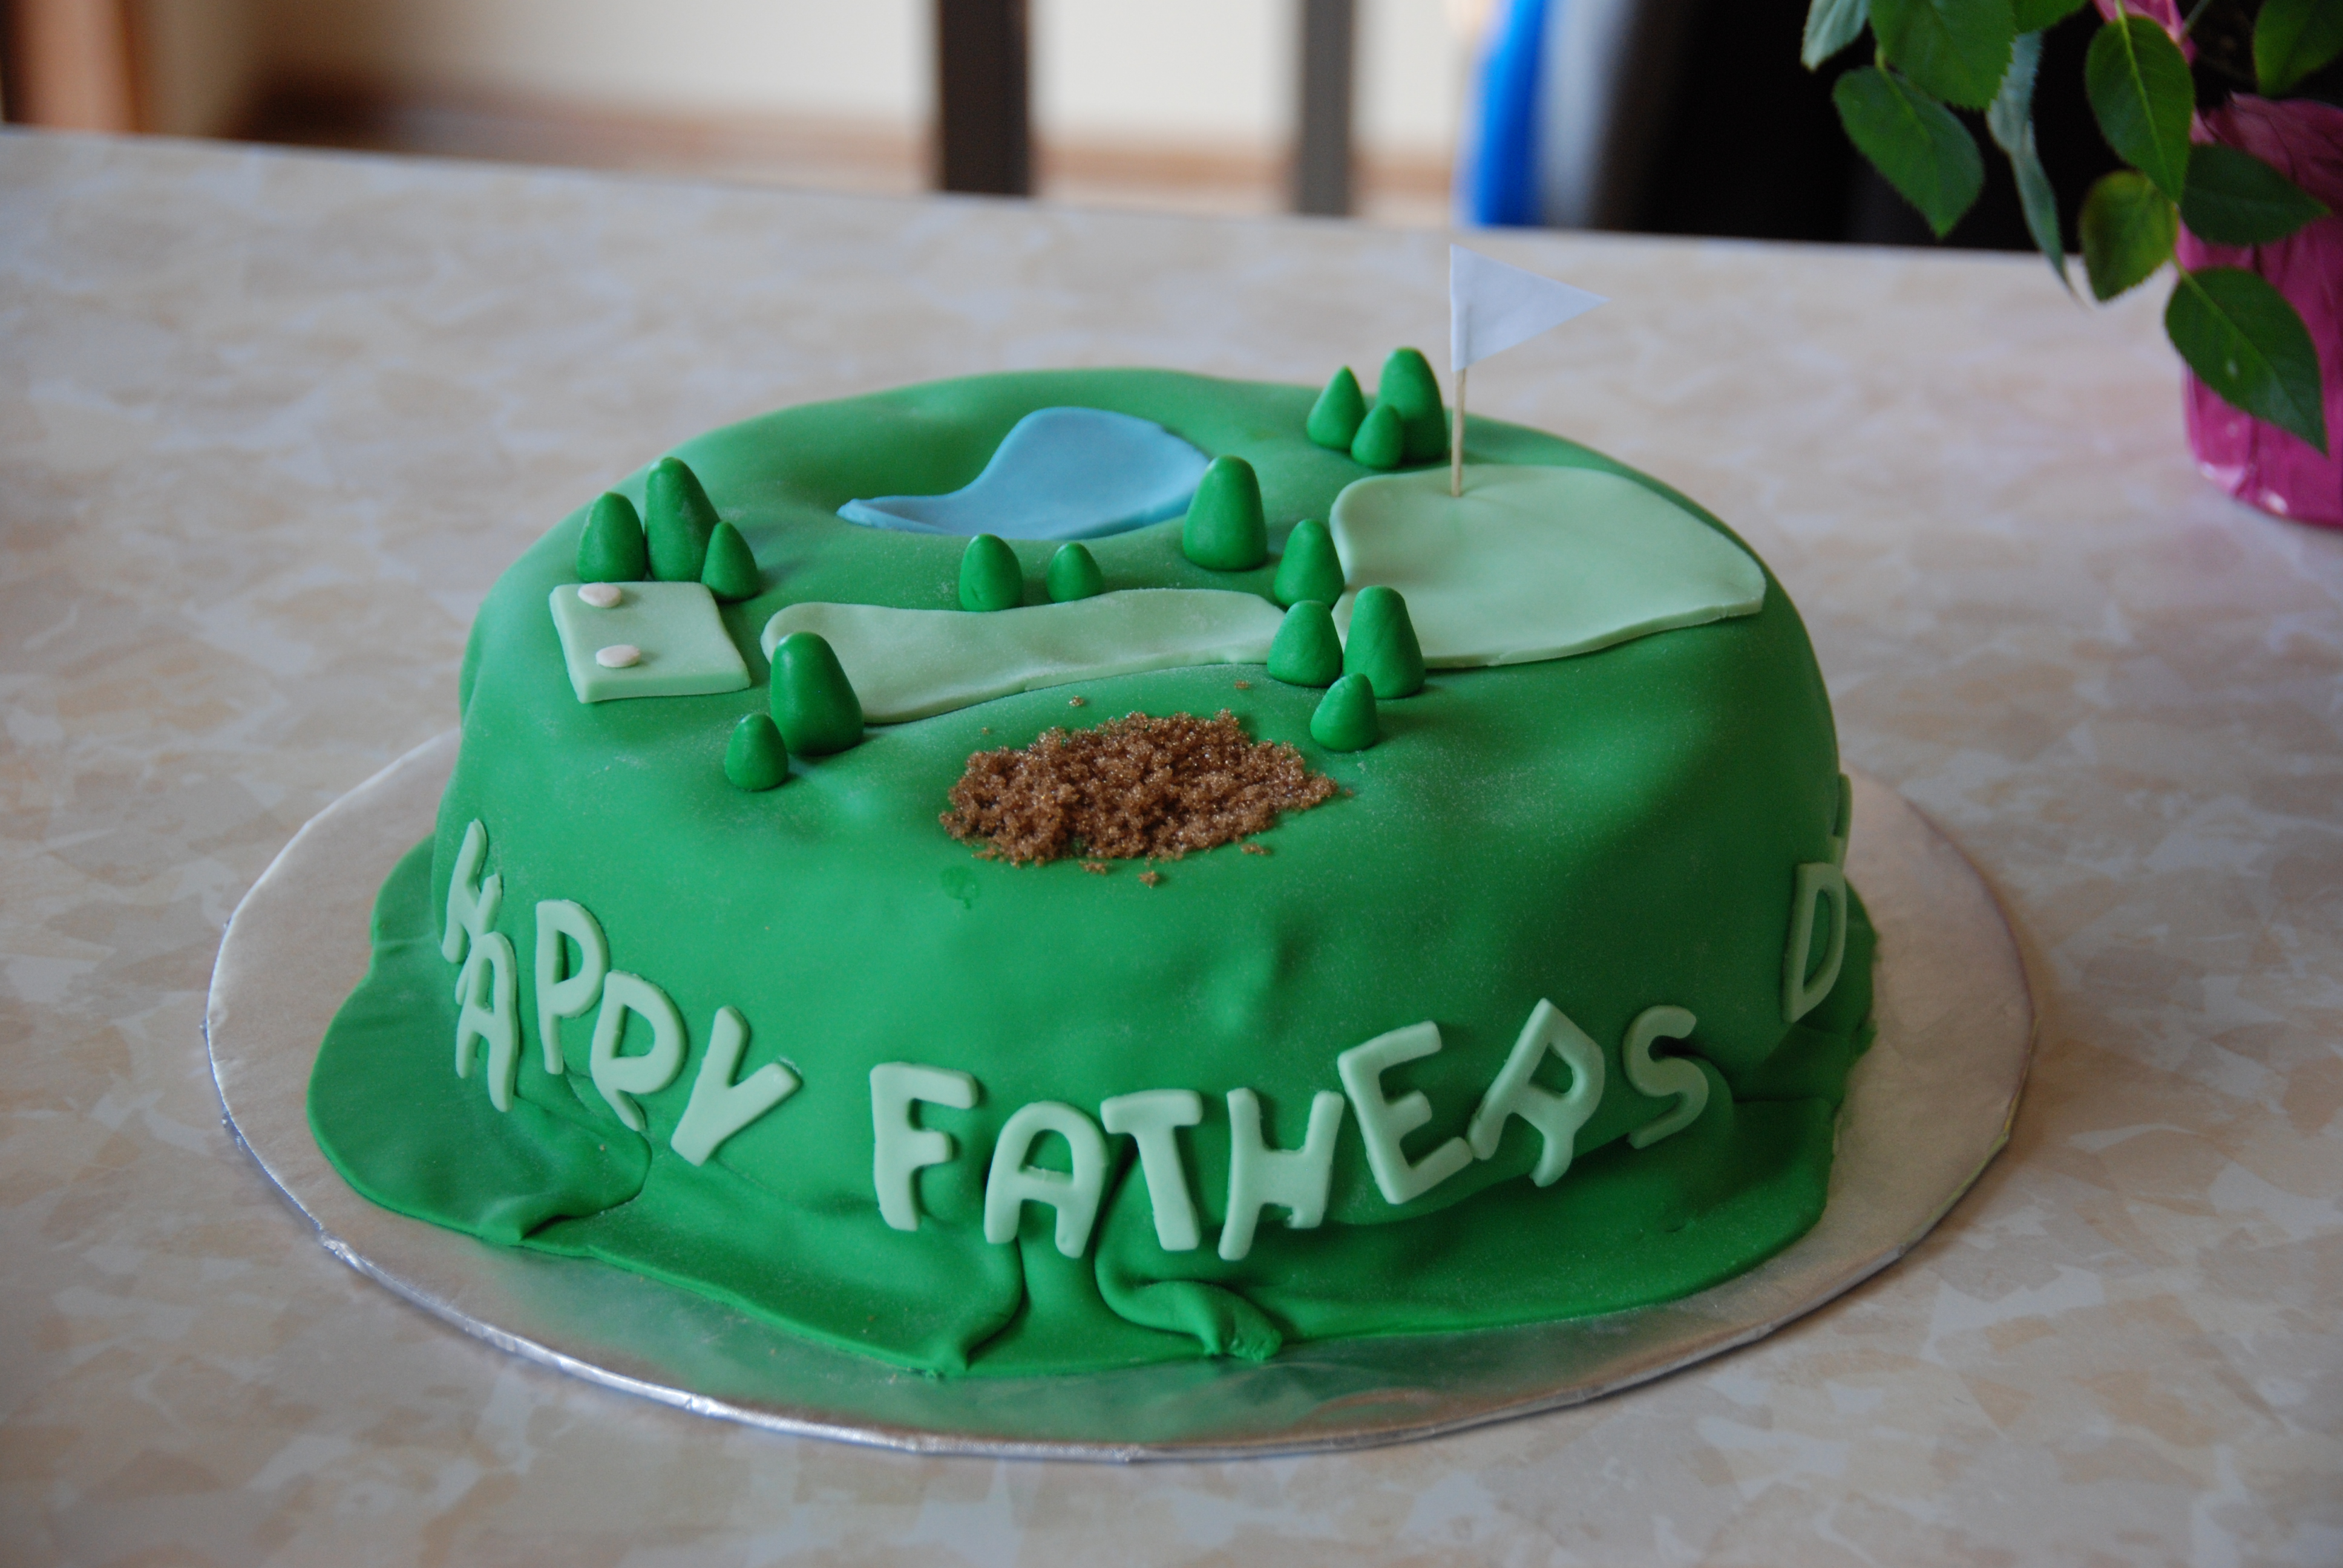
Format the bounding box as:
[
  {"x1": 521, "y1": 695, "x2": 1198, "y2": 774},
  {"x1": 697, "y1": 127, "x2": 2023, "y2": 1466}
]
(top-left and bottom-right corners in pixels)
[
  {"x1": 1067, "y1": 695, "x2": 1087, "y2": 707},
  {"x1": 1241, "y1": 843, "x2": 1271, "y2": 856},
  {"x1": 940, "y1": 709, "x2": 1336, "y2": 867},
  {"x1": 1138, "y1": 869, "x2": 1164, "y2": 887},
  {"x1": 1232, "y1": 679, "x2": 1252, "y2": 690},
  {"x1": 1081, "y1": 860, "x2": 1111, "y2": 876}
]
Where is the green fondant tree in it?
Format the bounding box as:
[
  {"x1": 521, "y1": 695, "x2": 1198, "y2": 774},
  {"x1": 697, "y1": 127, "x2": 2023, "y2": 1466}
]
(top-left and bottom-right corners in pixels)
[
  {"x1": 577, "y1": 492, "x2": 649, "y2": 583},
  {"x1": 1047, "y1": 541, "x2": 1105, "y2": 603},
  {"x1": 1310, "y1": 673, "x2": 1380, "y2": 751},
  {"x1": 1267, "y1": 600, "x2": 1343, "y2": 687},
  {"x1": 646, "y1": 456, "x2": 721, "y2": 583},
  {"x1": 1349, "y1": 403, "x2": 1404, "y2": 470},
  {"x1": 768, "y1": 631, "x2": 863, "y2": 756},
  {"x1": 1305, "y1": 367, "x2": 1366, "y2": 451},
  {"x1": 724, "y1": 712, "x2": 790, "y2": 791},
  {"x1": 1272, "y1": 518, "x2": 1345, "y2": 607},
  {"x1": 1182, "y1": 455, "x2": 1268, "y2": 571},
  {"x1": 1344, "y1": 584, "x2": 1426, "y2": 698},
  {"x1": 1377, "y1": 347, "x2": 1447, "y2": 465},
  {"x1": 701, "y1": 520, "x2": 762, "y2": 602},
  {"x1": 960, "y1": 533, "x2": 1023, "y2": 611}
]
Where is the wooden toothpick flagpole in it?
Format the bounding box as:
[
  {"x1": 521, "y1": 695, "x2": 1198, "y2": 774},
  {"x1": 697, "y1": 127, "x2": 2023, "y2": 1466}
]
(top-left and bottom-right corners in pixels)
[{"x1": 1450, "y1": 367, "x2": 1466, "y2": 498}]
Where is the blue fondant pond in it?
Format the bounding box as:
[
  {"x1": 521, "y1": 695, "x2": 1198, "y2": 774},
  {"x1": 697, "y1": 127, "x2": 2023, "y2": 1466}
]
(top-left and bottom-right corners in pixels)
[{"x1": 837, "y1": 407, "x2": 1210, "y2": 541}]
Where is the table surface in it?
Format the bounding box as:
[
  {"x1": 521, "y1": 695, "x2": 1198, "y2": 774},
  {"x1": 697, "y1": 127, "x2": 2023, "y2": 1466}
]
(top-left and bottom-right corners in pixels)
[{"x1": 4, "y1": 129, "x2": 2338, "y2": 1567}]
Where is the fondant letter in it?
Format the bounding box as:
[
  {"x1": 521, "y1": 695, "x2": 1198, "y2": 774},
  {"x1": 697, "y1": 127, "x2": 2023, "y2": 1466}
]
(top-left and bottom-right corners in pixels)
[
  {"x1": 1100, "y1": 1089, "x2": 1205, "y2": 1252},
  {"x1": 452, "y1": 929, "x2": 519, "y2": 1112},
  {"x1": 441, "y1": 818, "x2": 502, "y2": 966},
  {"x1": 1781, "y1": 861, "x2": 1849, "y2": 1022},
  {"x1": 983, "y1": 1101, "x2": 1110, "y2": 1258},
  {"x1": 588, "y1": 970, "x2": 686, "y2": 1132},
  {"x1": 1337, "y1": 1022, "x2": 1473, "y2": 1206},
  {"x1": 1623, "y1": 1005, "x2": 1706, "y2": 1149},
  {"x1": 532, "y1": 898, "x2": 608, "y2": 1075},
  {"x1": 1465, "y1": 999, "x2": 1606, "y2": 1186},
  {"x1": 871, "y1": 1063, "x2": 979, "y2": 1232},
  {"x1": 669, "y1": 1005, "x2": 800, "y2": 1166},
  {"x1": 1219, "y1": 1088, "x2": 1347, "y2": 1262}
]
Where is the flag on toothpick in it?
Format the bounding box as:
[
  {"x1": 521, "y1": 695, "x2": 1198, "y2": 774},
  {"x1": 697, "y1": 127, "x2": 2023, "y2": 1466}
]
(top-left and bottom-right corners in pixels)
[
  {"x1": 1446, "y1": 246, "x2": 1607, "y2": 495},
  {"x1": 1449, "y1": 245, "x2": 1607, "y2": 373}
]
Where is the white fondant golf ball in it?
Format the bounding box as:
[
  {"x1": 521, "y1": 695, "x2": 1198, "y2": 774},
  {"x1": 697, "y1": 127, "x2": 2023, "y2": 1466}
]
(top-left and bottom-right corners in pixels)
[
  {"x1": 578, "y1": 583, "x2": 623, "y2": 608},
  {"x1": 595, "y1": 644, "x2": 641, "y2": 668}
]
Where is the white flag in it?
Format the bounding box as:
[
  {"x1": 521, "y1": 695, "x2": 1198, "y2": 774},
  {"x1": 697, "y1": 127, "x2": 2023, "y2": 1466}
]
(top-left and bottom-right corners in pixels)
[{"x1": 1449, "y1": 246, "x2": 1607, "y2": 373}]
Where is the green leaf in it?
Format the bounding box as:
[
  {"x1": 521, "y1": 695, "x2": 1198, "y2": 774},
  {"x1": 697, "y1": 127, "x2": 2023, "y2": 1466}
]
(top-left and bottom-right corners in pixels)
[
  {"x1": 1804, "y1": 0, "x2": 1873, "y2": 67},
  {"x1": 2011, "y1": 0, "x2": 2087, "y2": 30},
  {"x1": 2086, "y1": 15, "x2": 2195, "y2": 200},
  {"x1": 2255, "y1": 0, "x2": 2343, "y2": 96},
  {"x1": 1870, "y1": 0, "x2": 2017, "y2": 107},
  {"x1": 2080, "y1": 170, "x2": 2178, "y2": 299},
  {"x1": 1834, "y1": 67, "x2": 1988, "y2": 235},
  {"x1": 1987, "y1": 33, "x2": 2073, "y2": 290},
  {"x1": 2166, "y1": 267, "x2": 2330, "y2": 454},
  {"x1": 2181, "y1": 143, "x2": 2331, "y2": 246}
]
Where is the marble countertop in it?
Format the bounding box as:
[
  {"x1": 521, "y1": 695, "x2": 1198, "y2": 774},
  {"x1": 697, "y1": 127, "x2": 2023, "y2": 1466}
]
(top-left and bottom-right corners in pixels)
[{"x1": 4, "y1": 129, "x2": 2337, "y2": 1566}]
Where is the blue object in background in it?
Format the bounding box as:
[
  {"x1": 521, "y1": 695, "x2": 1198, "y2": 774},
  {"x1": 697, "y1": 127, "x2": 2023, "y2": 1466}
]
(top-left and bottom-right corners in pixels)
[
  {"x1": 1461, "y1": 0, "x2": 1552, "y2": 227},
  {"x1": 838, "y1": 407, "x2": 1211, "y2": 542}
]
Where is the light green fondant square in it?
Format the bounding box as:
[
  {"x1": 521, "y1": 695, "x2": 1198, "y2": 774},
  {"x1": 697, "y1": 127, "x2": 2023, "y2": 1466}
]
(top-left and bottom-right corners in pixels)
[{"x1": 548, "y1": 582, "x2": 751, "y2": 703}]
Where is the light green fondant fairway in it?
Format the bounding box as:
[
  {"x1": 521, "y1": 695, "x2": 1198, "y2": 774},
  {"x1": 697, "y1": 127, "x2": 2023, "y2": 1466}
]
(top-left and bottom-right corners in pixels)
[
  {"x1": 1329, "y1": 465, "x2": 1769, "y2": 668},
  {"x1": 548, "y1": 582, "x2": 750, "y2": 702},
  {"x1": 312, "y1": 369, "x2": 1874, "y2": 1379},
  {"x1": 760, "y1": 589, "x2": 1286, "y2": 724}
]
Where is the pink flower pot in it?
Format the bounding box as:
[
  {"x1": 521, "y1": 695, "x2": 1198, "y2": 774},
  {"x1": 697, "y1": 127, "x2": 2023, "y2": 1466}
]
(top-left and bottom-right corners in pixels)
[{"x1": 2175, "y1": 97, "x2": 2343, "y2": 527}]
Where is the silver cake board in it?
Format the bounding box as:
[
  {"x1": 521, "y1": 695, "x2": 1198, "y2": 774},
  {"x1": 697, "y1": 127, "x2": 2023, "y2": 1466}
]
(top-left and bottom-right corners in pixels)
[{"x1": 207, "y1": 732, "x2": 2033, "y2": 1462}]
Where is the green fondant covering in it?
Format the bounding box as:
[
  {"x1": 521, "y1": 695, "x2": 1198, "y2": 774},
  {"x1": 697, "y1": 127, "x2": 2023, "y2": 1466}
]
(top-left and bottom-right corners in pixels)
[
  {"x1": 1306, "y1": 367, "x2": 1367, "y2": 451},
  {"x1": 577, "y1": 492, "x2": 648, "y2": 584},
  {"x1": 312, "y1": 368, "x2": 1873, "y2": 1379},
  {"x1": 1047, "y1": 541, "x2": 1105, "y2": 603},
  {"x1": 1309, "y1": 671, "x2": 1380, "y2": 750},
  {"x1": 759, "y1": 590, "x2": 1285, "y2": 724},
  {"x1": 645, "y1": 457, "x2": 719, "y2": 583},
  {"x1": 546, "y1": 581, "x2": 750, "y2": 703},
  {"x1": 958, "y1": 532, "x2": 1023, "y2": 612},
  {"x1": 1182, "y1": 455, "x2": 1269, "y2": 571},
  {"x1": 1272, "y1": 517, "x2": 1346, "y2": 608}
]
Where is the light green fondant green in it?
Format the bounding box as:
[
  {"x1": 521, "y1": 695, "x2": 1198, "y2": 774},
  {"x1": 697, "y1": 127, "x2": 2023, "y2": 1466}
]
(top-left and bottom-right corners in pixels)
[
  {"x1": 547, "y1": 582, "x2": 751, "y2": 703},
  {"x1": 1349, "y1": 403, "x2": 1405, "y2": 470},
  {"x1": 1272, "y1": 517, "x2": 1346, "y2": 607},
  {"x1": 670, "y1": 1006, "x2": 801, "y2": 1166},
  {"x1": 310, "y1": 369, "x2": 1874, "y2": 1379},
  {"x1": 1783, "y1": 861, "x2": 1850, "y2": 1022},
  {"x1": 723, "y1": 713, "x2": 790, "y2": 791},
  {"x1": 441, "y1": 818, "x2": 497, "y2": 964},
  {"x1": 1047, "y1": 541, "x2": 1105, "y2": 603},
  {"x1": 1466, "y1": 999, "x2": 1605, "y2": 1186},
  {"x1": 871, "y1": 1063, "x2": 979, "y2": 1231},
  {"x1": 646, "y1": 457, "x2": 719, "y2": 583},
  {"x1": 589, "y1": 970, "x2": 688, "y2": 1133},
  {"x1": 577, "y1": 492, "x2": 649, "y2": 584},
  {"x1": 1218, "y1": 1089, "x2": 1348, "y2": 1262},
  {"x1": 1329, "y1": 465, "x2": 1768, "y2": 669},
  {"x1": 1342, "y1": 586, "x2": 1426, "y2": 699},
  {"x1": 1100, "y1": 1089, "x2": 1205, "y2": 1252},
  {"x1": 1305, "y1": 367, "x2": 1367, "y2": 451},
  {"x1": 761, "y1": 590, "x2": 1284, "y2": 724},
  {"x1": 1623, "y1": 1005, "x2": 1708, "y2": 1149},
  {"x1": 959, "y1": 533, "x2": 1023, "y2": 612},
  {"x1": 767, "y1": 630, "x2": 863, "y2": 756},
  {"x1": 1309, "y1": 671, "x2": 1380, "y2": 751},
  {"x1": 533, "y1": 899, "x2": 608, "y2": 1076},
  {"x1": 1338, "y1": 1022, "x2": 1476, "y2": 1205},
  {"x1": 454, "y1": 929, "x2": 520, "y2": 1112},
  {"x1": 983, "y1": 1101, "x2": 1110, "y2": 1258},
  {"x1": 1267, "y1": 600, "x2": 1343, "y2": 688},
  {"x1": 1181, "y1": 455, "x2": 1268, "y2": 571},
  {"x1": 701, "y1": 521, "x2": 762, "y2": 602},
  {"x1": 1377, "y1": 347, "x2": 1447, "y2": 464}
]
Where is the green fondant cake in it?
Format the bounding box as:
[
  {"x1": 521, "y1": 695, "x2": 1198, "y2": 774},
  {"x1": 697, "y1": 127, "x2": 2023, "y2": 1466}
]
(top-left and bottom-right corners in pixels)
[{"x1": 310, "y1": 368, "x2": 1874, "y2": 1377}]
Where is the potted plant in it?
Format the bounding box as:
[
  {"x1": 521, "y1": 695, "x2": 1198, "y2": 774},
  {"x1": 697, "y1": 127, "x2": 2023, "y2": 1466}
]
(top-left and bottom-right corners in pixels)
[{"x1": 1805, "y1": 0, "x2": 2341, "y2": 523}]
